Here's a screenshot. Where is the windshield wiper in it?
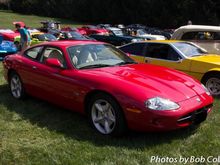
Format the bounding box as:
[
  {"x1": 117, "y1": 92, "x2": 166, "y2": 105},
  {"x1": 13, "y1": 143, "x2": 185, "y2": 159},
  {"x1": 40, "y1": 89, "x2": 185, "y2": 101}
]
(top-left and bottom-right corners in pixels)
[
  {"x1": 115, "y1": 61, "x2": 137, "y2": 66},
  {"x1": 78, "y1": 64, "x2": 112, "y2": 69}
]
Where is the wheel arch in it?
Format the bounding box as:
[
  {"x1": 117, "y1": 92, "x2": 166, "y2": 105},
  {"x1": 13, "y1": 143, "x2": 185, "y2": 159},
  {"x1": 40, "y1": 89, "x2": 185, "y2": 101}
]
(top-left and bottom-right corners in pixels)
[
  {"x1": 83, "y1": 89, "x2": 122, "y2": 113},
  {"x1": 7, "y1": 69, "x2": 17, "y2": 81},
  {"x1": 84, "y1": 89, "x2": 128, "y2": 136},
  {"x1": 201, "y1": 70, "x2": 220, "y2": 84}
]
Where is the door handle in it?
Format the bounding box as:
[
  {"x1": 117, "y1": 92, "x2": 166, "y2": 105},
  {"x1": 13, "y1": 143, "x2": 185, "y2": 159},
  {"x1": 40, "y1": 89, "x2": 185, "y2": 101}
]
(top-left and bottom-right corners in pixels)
[{"x1": 32, "y1": 66, "x2": 37, "y2": 69}]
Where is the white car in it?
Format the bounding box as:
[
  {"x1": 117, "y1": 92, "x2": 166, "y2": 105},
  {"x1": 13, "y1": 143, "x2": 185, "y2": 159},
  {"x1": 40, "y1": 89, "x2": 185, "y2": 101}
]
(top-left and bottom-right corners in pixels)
[
  {"x1": 135, "y1": 29, "x2": 166, "y2": 40},
  {"x1": 171, "y1": 25, "x2": 220, "y2": 54}
]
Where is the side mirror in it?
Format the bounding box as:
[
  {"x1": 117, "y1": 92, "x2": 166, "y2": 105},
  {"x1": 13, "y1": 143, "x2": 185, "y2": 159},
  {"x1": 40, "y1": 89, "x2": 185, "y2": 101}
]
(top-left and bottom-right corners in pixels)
[
  {"x1": 177, "y1": 58, "x2": 183, "y2": 63},
  {"x1": 45, "y1": 58, "x2": 63, "y2": 68}
]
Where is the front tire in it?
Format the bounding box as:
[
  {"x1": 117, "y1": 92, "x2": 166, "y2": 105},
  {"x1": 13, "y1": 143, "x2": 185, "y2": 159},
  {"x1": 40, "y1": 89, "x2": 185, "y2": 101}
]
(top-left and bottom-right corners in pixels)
[
  {"x1": 87, "y1": 93, "x2": 127, "y2": 136},
  {"x1": 202, "y1": 73, "x2": 220, "y2": 96},
  {"x1": 9, "y1": 72, "x2": 26, "y2": 99}
]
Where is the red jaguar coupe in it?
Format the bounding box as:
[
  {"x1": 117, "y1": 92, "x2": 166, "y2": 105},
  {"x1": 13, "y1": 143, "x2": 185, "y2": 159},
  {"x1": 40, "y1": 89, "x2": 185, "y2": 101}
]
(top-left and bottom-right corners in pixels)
[{"x1": 2, "y1": 40, "x2": 213, "y2": 136}]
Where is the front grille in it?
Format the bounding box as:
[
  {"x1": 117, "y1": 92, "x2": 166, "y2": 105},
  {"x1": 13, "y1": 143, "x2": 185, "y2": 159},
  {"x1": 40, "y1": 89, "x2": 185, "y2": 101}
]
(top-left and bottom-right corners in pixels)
[{"x1": 177, "y1": 104, "x2": 213, "y2": 124}]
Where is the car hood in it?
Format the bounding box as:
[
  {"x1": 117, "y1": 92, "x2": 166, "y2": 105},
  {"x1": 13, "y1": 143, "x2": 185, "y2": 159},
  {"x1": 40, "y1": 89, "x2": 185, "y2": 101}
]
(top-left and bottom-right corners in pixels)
[
  {"x1": 190, "y1": 54, "x2": 220, "y2": 65},
  {"x1": 85, "y1": 64, "x2": 205, "y2": 102}
]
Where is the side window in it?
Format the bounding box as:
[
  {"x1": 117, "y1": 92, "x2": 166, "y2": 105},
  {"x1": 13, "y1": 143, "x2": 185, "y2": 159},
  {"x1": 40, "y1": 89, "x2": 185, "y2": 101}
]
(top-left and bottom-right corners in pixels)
[
  {"x1": 181, "y1": 32, "x2": 198, "y2": 40},
  {"x1": 120, "y1": 43, "x2": 145, "y2": 56},
  {"x1": 213, "y1": 32, "x2": 220, "y2": 40},
  {"x1": 41, "y1": 47, "x2": 66, "y2": 67},
  {"x1": 24, "y1": 46, "x2": 43, "y2": 60},
  {"x1": 146, "y1": 43, "x2": 180, "y2": 61},
  {"x1": 182, "y1": 31, "x2": 216, "y2": 40},
  {"x1": 167, "y1": 47, "x2": 182, "y2": 61}
]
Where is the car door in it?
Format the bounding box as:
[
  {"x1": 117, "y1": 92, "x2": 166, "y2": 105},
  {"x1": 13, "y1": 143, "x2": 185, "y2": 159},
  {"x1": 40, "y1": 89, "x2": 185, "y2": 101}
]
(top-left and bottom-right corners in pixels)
[
  {"x1": 17, "y1": 45, "x2": 45, "y2": 95},
  {"x1": 119, "y1": 43, "x2": 146, "y2": 63},
  {"x1": 21, "y1": 45, "x2": 87, "y2": 112},
  {"x1": 31, "y1": 46, "x2": 80, "y2": 108},
  {"x1": 144, "y1": 43, "x2": 192, "y2": 74}
]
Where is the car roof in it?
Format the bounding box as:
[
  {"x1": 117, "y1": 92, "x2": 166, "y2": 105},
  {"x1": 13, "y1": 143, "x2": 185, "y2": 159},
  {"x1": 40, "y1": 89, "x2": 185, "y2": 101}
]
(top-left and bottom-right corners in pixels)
[
  {"x1": 171, "y1": 25, "x2": 220, "y2": 39},
  {"x1": 175, "y1": 25, "x2": 220, "y2": 31}
]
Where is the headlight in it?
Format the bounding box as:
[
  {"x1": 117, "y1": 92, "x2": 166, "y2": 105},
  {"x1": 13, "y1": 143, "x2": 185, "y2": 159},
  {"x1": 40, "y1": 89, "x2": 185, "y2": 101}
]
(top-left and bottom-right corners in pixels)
[
  {"x1": 202, "y1": 84, "x2": 211, "y2": 96},
  {"x1": 131, "y1": 39, "x2": 138, "y2": 42},
  {"x1": 145, "y1": 97, "x2": 180, "y2": 110}
]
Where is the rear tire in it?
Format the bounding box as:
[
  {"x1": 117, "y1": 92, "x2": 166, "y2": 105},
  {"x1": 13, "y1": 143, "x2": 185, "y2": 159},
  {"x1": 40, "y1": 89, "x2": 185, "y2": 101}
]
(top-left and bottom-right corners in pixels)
[
  {"x1": 9, "y1": 72, "x2": 26, "y2": 99},
  {"x1": 202, "y1": 73, "x2": 220, "y2": 96},
  {"x1": 87, "y1": 93, "x2": 127, "y2": 136}
]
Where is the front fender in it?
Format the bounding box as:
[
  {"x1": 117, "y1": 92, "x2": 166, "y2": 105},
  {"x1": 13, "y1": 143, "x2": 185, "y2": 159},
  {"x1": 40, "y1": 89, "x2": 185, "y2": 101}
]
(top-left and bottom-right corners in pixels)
[{"x1": 207, "y1": 68, "x2": 220, "y2": 72}]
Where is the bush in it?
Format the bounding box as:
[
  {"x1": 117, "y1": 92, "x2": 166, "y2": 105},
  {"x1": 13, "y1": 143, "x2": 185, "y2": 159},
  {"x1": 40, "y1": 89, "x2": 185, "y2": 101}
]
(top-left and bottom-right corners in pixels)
[{"x1": 9, "y1": 0, "x2": 220, "y2": 28}]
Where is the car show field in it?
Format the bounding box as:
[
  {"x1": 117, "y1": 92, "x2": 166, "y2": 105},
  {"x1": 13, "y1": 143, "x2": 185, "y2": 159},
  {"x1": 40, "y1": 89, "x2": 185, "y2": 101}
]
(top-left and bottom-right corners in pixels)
[{"x1": 0, "y1": 10, "x2": 220, "y2": 165}]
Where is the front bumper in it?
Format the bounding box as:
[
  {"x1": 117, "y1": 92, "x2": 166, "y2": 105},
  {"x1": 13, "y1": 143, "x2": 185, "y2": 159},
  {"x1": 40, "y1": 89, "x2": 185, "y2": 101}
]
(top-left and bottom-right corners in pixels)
[{"x1": 125, "y1": 94, "x2": 213, "y2": 132}]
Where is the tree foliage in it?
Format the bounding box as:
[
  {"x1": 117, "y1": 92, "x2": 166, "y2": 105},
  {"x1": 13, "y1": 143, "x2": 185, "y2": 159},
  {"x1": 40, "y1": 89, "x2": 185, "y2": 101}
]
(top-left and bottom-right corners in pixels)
[{"x1": 9, "y1": 0, "x2": 220, "y2": 28}]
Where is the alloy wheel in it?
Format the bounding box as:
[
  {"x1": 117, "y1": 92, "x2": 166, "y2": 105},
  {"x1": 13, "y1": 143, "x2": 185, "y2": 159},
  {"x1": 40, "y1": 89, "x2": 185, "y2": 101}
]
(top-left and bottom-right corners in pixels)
[
  {"x1": 10, "y1": 74, "x2": 22, "y2": 98},
  {"x1": 91, "y1": 99, "x2": 116, "y2": 134},
  {"x1": 206, "y1": 77, "x2": 220, "y2": 95}
]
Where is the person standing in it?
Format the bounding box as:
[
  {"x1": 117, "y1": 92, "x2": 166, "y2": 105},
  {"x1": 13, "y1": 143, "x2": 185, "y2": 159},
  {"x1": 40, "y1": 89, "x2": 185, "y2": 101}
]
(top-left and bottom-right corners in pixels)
[
  {"x1": 187, "y1": 20, "x2": 192, "y2": 25},
  {"x1": 15, "y1": 23, "x2": 31, "y2": 50}
]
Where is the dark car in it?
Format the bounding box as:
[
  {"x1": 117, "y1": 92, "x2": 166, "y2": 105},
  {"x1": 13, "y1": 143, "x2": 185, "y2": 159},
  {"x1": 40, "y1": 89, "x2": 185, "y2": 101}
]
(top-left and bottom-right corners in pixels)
[
  {"x1": 89, "y1": 27, "x2": 144, "y2": 46},
  {"x1": 145, "y1": 27, "x2": 172, "y2": 39},
  {"x1": 59, "y1": 31, "x2": 94, "y2": 41}
]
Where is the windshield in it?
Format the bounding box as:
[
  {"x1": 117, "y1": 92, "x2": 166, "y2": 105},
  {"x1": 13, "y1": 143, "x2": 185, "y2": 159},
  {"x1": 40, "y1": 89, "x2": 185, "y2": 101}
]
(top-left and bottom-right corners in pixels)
[
  {"x1": 137, "y1": 29, "x2": 147, "y2": 35},
  {"x1": 173, "y1": 42, "x2": 207, "y2": 57},
  {"x1": 112, "y1": 29, "x2": 124, "y2": 36},
  {"x1": 67, "y1": 44, "x2": 136, "y2": 69},
  {"x1": 38, "y1": 34, "x2": 57, "y2": 41},
  {"x1": 68, "y1": 32, "x2": 86, "y2": 39}
]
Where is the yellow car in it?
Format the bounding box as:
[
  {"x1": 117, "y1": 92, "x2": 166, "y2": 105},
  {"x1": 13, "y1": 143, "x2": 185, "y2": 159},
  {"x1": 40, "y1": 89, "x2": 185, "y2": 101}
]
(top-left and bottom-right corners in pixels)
[
  {"x1": 119, "y1": 40, "x2": 220, "y2": 95},
  {"x1": 14, "y1": 32, "x2": 57, "y2": 49}
]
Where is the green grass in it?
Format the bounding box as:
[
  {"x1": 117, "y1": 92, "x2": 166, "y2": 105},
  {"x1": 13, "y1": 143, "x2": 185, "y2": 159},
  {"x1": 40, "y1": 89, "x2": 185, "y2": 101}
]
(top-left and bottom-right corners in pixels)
[
  {"x1": 0, "y1": 11, "x2": 220, "y2": 165},
  {"x1": 0, "y1": 10, "x2": 83, "y2": 29},
  {"x1": 0, "y1": 64, "x2": 220, "y2": 165}
]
